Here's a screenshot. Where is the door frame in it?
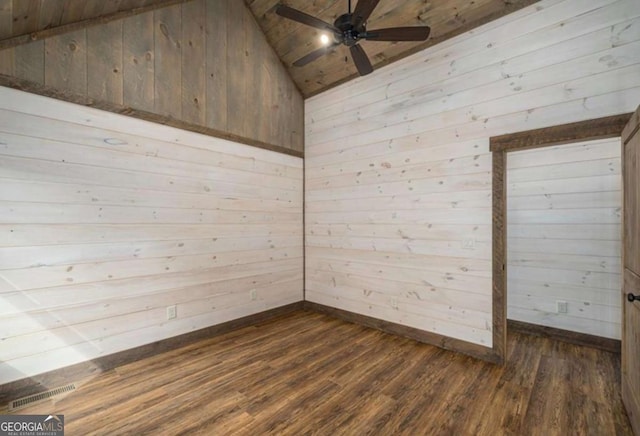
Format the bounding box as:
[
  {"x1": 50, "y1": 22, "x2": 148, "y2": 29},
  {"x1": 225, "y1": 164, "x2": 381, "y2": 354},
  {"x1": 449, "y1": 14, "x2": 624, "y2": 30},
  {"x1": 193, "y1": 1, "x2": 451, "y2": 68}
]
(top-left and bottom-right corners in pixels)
[
  {"x1": 488, "y1": 113, "x2": 632, "y2": 364},
  {"x1": 621, "y1": 106, "x2": 640, "y2": 435}
]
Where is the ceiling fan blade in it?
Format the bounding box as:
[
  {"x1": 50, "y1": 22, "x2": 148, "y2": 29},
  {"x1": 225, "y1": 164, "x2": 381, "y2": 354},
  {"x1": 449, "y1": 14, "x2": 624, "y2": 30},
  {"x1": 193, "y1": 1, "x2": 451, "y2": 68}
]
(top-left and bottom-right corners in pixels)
[
  {"x1": 293, "y1": 43, "x2": 340, "y2": 67},
  {"x1": 275, "y1": 4, "x2": 339, "y2": 34},
  {"x1": 351, "y1": 0, "x2": 381, "y2": 28},
  {"x1": 363, "y1": 26, "x2": 431, "y2": 41},
  {"x1": 349, "y1": 44, "x2": 373, "y2": 76}
]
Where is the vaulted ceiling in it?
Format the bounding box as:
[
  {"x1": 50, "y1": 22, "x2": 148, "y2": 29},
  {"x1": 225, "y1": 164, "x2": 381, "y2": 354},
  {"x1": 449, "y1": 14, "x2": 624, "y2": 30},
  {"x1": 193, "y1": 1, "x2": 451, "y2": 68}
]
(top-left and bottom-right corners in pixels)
[
  {"x1": 0, "y1": 0, "x2": 537, "y2": 98},
  {"x1": 247, "y1": 0, "x2": 538, "y2": 97}
]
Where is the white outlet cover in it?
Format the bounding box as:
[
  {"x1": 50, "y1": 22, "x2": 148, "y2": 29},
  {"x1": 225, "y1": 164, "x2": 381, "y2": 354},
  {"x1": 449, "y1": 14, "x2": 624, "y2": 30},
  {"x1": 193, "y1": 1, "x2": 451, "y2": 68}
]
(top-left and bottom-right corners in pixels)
[
  {"x1": 462, "y1": 239, "x2": 475, "y2": 249},
  {"x1": 557, "y1": 301, "x2": 568, "y2": 314},
  {"x1": 166, "y1": 305, "x2": 177, "y2": 320}
]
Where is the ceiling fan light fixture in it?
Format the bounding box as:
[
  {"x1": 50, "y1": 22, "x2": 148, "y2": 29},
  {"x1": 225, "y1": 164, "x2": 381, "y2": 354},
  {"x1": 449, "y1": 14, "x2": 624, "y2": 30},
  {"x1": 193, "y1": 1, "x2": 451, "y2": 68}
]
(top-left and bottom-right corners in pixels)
[{"x1": 320, "y1": 34, "x2": 330, "y2": 45}]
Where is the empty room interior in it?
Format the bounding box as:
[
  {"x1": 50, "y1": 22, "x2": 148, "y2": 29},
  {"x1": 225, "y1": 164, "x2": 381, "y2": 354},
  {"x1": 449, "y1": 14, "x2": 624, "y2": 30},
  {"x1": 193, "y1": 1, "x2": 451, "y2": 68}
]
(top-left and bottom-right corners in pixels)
[{"x1": 1, "y1": 0, "x2": 640, "y2": 434}]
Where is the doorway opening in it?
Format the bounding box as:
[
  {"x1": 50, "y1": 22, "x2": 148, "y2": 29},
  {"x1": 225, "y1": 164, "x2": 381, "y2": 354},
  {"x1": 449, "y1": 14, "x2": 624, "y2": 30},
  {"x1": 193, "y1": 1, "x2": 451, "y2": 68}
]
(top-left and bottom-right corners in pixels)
[{"x1": 489, "y1": 114, "x2": 631, "y2": 364}]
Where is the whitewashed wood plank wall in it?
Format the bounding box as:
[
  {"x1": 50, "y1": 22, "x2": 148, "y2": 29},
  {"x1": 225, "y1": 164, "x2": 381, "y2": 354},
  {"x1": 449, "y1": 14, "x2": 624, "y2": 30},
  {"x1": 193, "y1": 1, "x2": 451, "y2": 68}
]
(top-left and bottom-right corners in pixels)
[
  {"x1": 507, "y1": 138, "x2": 622, "y2": 339},
  {"x1": 0, "y1": 87, "x2": 303, "y2": 384},
  {"x1": 304, "y1": 0, "x2": 640, "y2": 347}
]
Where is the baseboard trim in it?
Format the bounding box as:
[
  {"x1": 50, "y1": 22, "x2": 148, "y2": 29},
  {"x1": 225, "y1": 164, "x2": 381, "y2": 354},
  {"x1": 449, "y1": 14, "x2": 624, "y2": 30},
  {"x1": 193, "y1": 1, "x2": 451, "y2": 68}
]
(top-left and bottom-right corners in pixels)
[
  {"x1": 507, "y1": 319, "x2": 621, "y2": 353},
  {"x1": 0, "y1": 302, "x2": 304, "y2": 405},
  {"x1": 303, "y1": 301, "x2": 501, "y2": 364}
]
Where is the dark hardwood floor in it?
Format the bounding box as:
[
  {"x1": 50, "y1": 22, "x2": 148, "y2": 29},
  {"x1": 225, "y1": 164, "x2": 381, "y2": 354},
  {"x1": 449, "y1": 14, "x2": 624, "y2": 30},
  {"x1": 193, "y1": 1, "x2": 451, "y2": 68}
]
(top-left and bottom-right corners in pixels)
[{"x1": 3, "y1": 310, "x2": 633, "y2": 435}]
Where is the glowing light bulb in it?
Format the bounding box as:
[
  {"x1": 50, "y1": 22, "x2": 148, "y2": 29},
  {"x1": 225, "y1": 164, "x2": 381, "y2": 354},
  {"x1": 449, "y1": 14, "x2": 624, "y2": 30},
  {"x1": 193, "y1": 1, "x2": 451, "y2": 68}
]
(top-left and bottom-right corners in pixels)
[{"x1": 320, "y1": 34, "x2": 330, "y2": 45}]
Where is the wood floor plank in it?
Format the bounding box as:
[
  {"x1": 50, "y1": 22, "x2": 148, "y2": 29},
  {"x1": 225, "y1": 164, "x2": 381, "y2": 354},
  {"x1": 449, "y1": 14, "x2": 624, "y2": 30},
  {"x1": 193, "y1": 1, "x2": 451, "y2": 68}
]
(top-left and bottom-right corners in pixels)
[{"x1": 2, "y1": 310, "x2": 632, "y2": 435}]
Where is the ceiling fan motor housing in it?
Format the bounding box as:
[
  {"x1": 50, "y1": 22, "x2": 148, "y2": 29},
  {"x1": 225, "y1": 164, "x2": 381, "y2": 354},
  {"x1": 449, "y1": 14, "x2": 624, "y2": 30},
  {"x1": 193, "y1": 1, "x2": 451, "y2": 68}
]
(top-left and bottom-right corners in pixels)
[{"x1": 334, "y1": 13, "x2": 364, "y2": 46}]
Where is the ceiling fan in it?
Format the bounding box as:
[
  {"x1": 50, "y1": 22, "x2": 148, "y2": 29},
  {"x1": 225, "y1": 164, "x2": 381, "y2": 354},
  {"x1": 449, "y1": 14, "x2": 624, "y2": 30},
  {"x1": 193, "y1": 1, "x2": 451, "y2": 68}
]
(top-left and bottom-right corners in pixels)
[{"x1": 275, "y1": 0, "x2": 431, "y2": 76}]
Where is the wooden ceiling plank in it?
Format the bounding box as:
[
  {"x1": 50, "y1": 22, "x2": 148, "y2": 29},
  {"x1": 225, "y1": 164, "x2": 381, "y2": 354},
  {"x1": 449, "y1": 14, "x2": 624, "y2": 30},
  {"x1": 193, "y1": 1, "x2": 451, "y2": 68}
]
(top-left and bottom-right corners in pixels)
[
  {"x1": 343, "y1": 0, "x2": 501, "y2": 67},
  {"x1": 244, "y1": 0, "x2": 273, "y2": 21},
  {"x1": 274, "y1": 0, "x2": 437, "y2": 67},
  {"x1": 0, "y1": 0, "x2": 14, "y2": 76},
  {"x1": 82, "y1": 0, "x2": 109, "y2": 21},
  {"x1": 0, "y1": 0, "x2": 197, "y2": 51},
  {"x1": 0, "y1": 0, "x2": 13, "y2": 39},
  {"x1": 271, "y1": 0, "x2": 420, "y2": 57},
  {"x1": 101, "y1": 0, "x2": 125, "y2": 15},
  {"x1": 246, "y1": 0, "x2": 540, "y2": 96},
  {"x1": 38, "y1": 0, "x2": 65, "y2": 30},
  {"x1": 266, "y1": 1, "x2": 345, "y2": 52},
  {"x1": 11, "y1": 0, "x2": 41, "y2": 36},
  {"x1": 289, "y1": 48, "x2": 355, "y2": 92},
  {"x1": 360, "y1": 0, "x2": 433, "y2": 27},
  {"x1": 61, "y1": 0, "x2": 88, "y2": 25},
  {"x1": 118, "y1": 0, "x2": 147, "y2": 10},
  {"x1": 281, "y1": 0, "x2": 466, "y2": 81},
  {"x1": 260, "y1": 0, "x2": 340, "y2": 37}
]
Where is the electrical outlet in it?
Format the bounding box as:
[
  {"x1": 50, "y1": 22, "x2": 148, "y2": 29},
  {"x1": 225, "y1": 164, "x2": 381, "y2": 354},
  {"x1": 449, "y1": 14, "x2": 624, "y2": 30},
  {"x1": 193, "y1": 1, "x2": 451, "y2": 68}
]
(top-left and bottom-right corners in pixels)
[
  {"x1": 250, "y1": 289, "x2": 257, "y2": 301},
  {"x1": 166, "y1": 305, "x2": 177, "y2": 320},
  {"x1": 462, "y1": 239, "x2": 476, "y2": 250},
  {"x1": 391, "y1": 297, "x2": 398, "y2": 309},
  {"x1": 557, "y1": 301, "x2": 568, "y2": 314}
]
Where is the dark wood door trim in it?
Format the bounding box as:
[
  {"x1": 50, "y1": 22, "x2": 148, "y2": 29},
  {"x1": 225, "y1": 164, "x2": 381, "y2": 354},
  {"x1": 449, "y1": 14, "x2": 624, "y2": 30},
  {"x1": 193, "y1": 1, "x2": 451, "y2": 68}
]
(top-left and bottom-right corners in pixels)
[
  {"x1": 622, "y1": 109, "x2": 640, "y2": 146},
  {"x1": 489, "y1": 113, "x2": 632, "y2": 364},
  {"x1": 621, "y1": 105, "x2": 640, "y2": 434},
  {"x1": 491, "y1": 149, "x2": 507, "y2": 364},
  {"x1": 490, "y1": 114, "x2": 632, "y2": 153}
]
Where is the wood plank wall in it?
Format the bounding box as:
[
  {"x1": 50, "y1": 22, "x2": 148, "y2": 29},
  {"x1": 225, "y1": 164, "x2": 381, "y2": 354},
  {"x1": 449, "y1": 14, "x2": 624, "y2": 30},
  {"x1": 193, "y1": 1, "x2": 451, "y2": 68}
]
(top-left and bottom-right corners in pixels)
[
  {"x1": 507, "y1": 138, "x2": 622, "y2": 339},
  {"x1": 0, "y1": 86, "x2": 303, "y2": 385},
  {"x1": 0, "y1": 0, "x2": 304, "y2": 153},
  {"x1": 304, "y1": 0, "x2": 640, "y2": 347},
  {"x1": 0, "y1": 0, "x2": 165, "y2": 36}
]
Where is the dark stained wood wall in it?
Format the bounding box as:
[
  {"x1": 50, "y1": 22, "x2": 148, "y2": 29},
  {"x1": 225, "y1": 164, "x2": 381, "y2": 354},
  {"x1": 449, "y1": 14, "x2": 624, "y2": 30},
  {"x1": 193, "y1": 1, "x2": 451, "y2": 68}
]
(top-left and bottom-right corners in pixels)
[
  {"x1": 1, "y1": 0, "x2": 172, "y2": 35},
  {"x1": 0, "y1": 0, "x2": 304, "y2": 153}
]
